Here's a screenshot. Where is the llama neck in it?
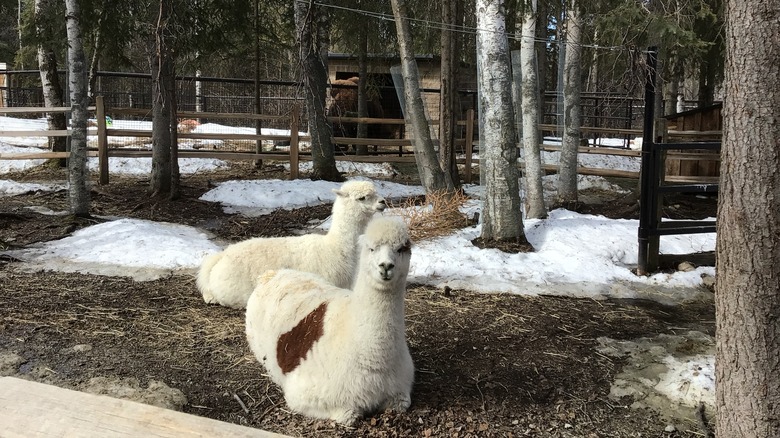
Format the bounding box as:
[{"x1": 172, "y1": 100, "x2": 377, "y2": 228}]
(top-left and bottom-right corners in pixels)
[
  {"x1": 327, "y1": 204, "x2": 371, "y2": 243},
  {"x1": 350, "y1": 275, "x2": 407, "y2": 338}
]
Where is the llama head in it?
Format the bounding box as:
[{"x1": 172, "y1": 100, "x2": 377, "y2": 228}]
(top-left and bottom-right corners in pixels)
[
  {"x1": 332, "y1": 180, "x2": 387, "y2": 218},
  {"x1": 358, "y1": 216, "x2": 412, "y2": 288}
]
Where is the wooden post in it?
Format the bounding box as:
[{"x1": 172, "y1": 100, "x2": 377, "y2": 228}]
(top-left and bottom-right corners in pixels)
[
  {"x1": 96, "y1": 96, "x2": 109, "y2": 185},
  {"x1": 463, "y1": 108, "x2": 475, "y2": 184},
  {"x1": 289, "y1": 104, "x2": 299, "y2": 180}
]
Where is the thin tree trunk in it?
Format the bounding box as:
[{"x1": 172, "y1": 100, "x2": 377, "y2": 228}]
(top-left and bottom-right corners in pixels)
[
  {"x1": 34, "y1": 0, "x2": 66, "y2": 166},
  {"x1": 88, "y1": 4, "x2": 106, "y2": 99},
  {"x1": 65, "y1": 0, "x2": 90, "y2": 216},
  {"x1": 557, "y1": 0, "x2": 582, "y2": 205},
  {"x1": 390, "y1": 0, "x2": 454, "y2": 194},
  {"x1": 150, "y1": 0, "x2": 174, "y2": 196},
  {"x1": 295, "y1": 0, "x2": 341, "y2": 181},
  {"x1": 716, "y1": 1, "x2": 780, "y2": 436},
  {"x1": 476, "y1": 0, "x2": 526, "y2": 243},
  {"x1": 587, "y1": 27, "x2": 599, "y2": 92},
  {"x1": 663, "y1": 59, "x2": 681, "y2": 116},
  {"x1": 535, "y1": 0, "x2": 548, "y2": 107},
  {"x1": 439, "y1": 0, "x2": 460, "y2": 187},
  {"x1": 356, "y1": 29, "x2": 368, "y2": 156},
  {"x1": 254, "y1": 0, "x2": 263, "y2": 167},
  {"x1": 168, "y1": 61, "x2": 180, "y2": 200},
  {"x1": 520, "y1": 0, "x2": 546, "y2": 219}
]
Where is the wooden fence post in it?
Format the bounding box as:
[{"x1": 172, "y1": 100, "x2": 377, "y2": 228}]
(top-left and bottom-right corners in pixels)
[
  {"x1": 289, "y1": 104, "x2": 299, "y2": 180},
  {"x1": 96, "y1": 96, "x2": 109, "y2": 185},
  {"x1": 464, "y1": 108, "x2": 475, "y2": 184}
]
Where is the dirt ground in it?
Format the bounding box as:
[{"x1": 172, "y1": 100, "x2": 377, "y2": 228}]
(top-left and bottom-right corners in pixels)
[{"x1": 0, "y1": 163, "x2": 718, "y2": 437}]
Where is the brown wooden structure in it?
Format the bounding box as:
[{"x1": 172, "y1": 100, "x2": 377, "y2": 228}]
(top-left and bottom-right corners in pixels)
[
  {"x1": 327, "y1": 53, "x2": 477, "y2": 125},
  {"x1": 663, "y1": 103, "x2": 722, "y2": 182}
]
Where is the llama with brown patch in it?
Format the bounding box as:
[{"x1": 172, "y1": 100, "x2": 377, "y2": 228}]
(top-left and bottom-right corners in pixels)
[{"x1": 245, "y1": 216, "x2": 414, "y2": 425}]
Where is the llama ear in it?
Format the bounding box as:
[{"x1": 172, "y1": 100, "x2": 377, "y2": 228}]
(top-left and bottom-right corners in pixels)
[{"x1": 332, "y1": 188, "x2": 346, "y2": 197}]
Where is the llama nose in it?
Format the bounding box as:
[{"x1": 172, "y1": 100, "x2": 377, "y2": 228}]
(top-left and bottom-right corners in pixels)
[{"x1": 379, "y1": 262, "x2": 394, "y2": 277}]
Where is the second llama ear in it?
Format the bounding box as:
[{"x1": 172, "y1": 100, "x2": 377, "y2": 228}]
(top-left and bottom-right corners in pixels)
[{"x1": 332, "y1": 188, "x2": 346, "y2": 198}]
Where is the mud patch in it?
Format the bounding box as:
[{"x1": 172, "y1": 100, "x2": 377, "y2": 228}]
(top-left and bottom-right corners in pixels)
[
  {"x1": 80, "y1": 376, "x2": 188, "y2": 411},
  {"x1": 597, "y1": 330, "x2": 715, "y2": 427}
]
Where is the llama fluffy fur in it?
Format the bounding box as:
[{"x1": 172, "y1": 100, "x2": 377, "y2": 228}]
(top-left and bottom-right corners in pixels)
[
  {"x1": 197, "y1": 180, "x2": 386, "y2": 309},
  {"x1": 245, "y1": 216, "x2": 414, "y2": 425}
]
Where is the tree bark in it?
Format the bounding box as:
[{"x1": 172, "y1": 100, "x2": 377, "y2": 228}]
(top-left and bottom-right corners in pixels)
[
  {"x1": 520, "y1": 0, "x2": 546, "y2": 219},
  {"x1": 356, "y1": 28, "x2": 368, "y2": 156},
  {"x1": 439, "y1": 0, "x2": 460, "y2": 187},
  {"x1": 557, "y1": 0, "x2": 582, "y2": 205},
  {"x1": 476, "y1": 0, "x2": 526, "y2": 243},
  {"x1": 150, "y1": 0, "x2": 175, "y2": 196},
  {"x1": 34, "y1": 0, "x2": 66, "y2": 166},
  {"x1": 716, "y1": 1, "x2": 780, "y2": 436},
  {"x1": 65, "y1": 0, "x2": 90, "y2": 216},
  {"x1": 390, "y1": 0, "x2": 454, "y2": 195},
  {"x1": 88, "y1": 4, "x2": 107, "y2": 99},
  {"x1": 295, "y1": 0, "x2": 341, "y2": 181},
  {"x1": 534, "y1": 0, "x2": 548, "y2": 106}
]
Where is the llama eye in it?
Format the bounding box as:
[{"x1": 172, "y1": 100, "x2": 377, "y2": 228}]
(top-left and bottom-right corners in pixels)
[
  {"x1": 358, "y1": 196, "x2": 366, "y2": 201},
  {"x1": 398, "y1": 242, "x2": 411, "y2": 253}
]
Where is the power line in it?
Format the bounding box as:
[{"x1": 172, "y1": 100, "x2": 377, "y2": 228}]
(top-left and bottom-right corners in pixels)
[{"x1": 301, "y1": 0, "x2": 631, "y2": 51}]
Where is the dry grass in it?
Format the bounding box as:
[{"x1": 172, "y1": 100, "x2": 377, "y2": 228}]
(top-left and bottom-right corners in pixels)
[{"x1": 390, "y1": 189, "x2": 472, "y2": 242}]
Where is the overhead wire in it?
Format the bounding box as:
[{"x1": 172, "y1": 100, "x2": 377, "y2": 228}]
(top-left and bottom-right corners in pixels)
[{"x1": 304, "y1": 0, "x2": 637, "y2": 52}]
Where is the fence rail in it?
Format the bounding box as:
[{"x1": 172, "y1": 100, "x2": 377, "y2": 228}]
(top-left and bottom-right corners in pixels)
[{"x1": 3, "y1": 98, "x2": 721, "y2": 187}]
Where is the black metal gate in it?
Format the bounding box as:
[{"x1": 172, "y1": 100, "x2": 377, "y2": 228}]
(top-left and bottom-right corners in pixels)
[{"x1": 637, "y1": 48, "x2": 720, "y2": 275}]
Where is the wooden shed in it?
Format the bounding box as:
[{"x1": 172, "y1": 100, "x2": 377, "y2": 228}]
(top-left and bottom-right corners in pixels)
[
  {"x1": 327, "y1": 53, "x2": 476, "y2": 124},
  {"x1": 663, "y1": 103, "x2": 722, "y2": 183}
]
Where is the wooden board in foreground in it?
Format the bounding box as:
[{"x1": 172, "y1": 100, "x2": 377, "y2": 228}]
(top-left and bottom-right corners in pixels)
[{"x1": 0, "y1": 377, "x2": 291, "y2": 438}]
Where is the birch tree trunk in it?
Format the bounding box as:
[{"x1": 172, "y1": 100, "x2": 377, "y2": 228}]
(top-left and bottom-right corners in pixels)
[
  {"x1": 520, "y1": 0, "x2": 546, "y2": 219},
  {"x1": 295, "y1": 0, "x2": 341, "y2": 181},
  {"x1": 65, "y1": 0, "x2": 90, "y2": 216},
  {"x1": 34, "y1": 0, "x2": 67, "y2": 165},
  {"x1": 476, "y1": 0, "x2": 526, "y2": 243},
  {"x1": 557, "y1": 0, "x2": 582, "y2": 205},
  {"x1": 390, "y1": 0, "x2": 454, "y2": 195},
  {"x1": 716, "y1": 0, "x2": 780, "y2": 435}
]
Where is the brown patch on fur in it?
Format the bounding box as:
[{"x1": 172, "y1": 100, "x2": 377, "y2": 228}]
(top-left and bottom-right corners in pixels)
[{"x1": 277, "y1": 302, "x2": 328, "y2": 374}]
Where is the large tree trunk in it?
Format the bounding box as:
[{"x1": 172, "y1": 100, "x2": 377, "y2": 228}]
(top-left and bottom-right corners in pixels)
[
  {"x1": 438, "y1": 0, "x2": 460, "y2": 187},
  {"x1": 520, "y1": 0, "x2": 546, "y2": 219},
  {"x1": 34, "y1": 0, "x2": 66, "y2": 166},
  {"x1": 150, "y1": 0, "x2": 176, "y2": 197},
  {"x1": 557, "y1": 0, "x2": 582, "y2": 205},
  {"x1": 716, "y1": 1, "x2": 780, "y2": 436},
  {"x1": 476, "y1": 0, "x2": 526, "y2": 244},
  {"x1": 390, "y1": 0, "x2": 454, "y2": 195},
  {"x1": 295, "y1": 0, "x2": 341, "y2": 181},
  {"x1": 65, "y1": 0, "x2": 90, "y2": 216}
]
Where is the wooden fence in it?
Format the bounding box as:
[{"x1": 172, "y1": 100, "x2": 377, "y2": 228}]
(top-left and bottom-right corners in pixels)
[{"x1": 1, "y1": 97, "x2": 719, "y2": 185}]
